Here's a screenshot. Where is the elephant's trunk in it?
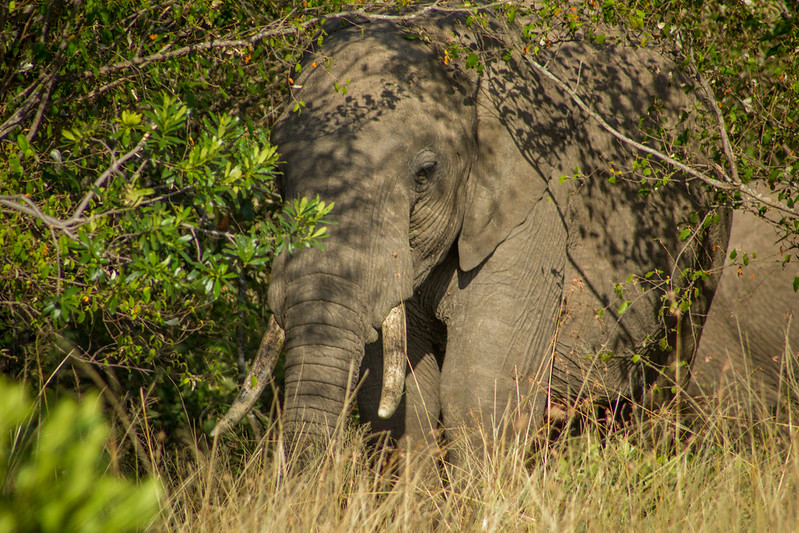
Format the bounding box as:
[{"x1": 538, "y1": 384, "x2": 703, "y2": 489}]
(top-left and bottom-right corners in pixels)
[
  {"x1": 211, "y1": 300, "x2": 407, "y2": 438},
  {"x1": 278, "y1": 276, "x2": 364, "y2": 440},
  {"x1": 281, "y1": 335, "x2": 362, "y2": 440},
  {"x1": 283, "y1": 320, "x2": 363, "y2": 439},
  {"x1": 277, "y1": 268, "x2": 408, "y2": 440}
]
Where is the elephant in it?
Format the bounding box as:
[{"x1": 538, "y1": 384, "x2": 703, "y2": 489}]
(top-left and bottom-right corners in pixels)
[
  {"x1": 213, "y1": 10, "x2": 731, "y2": 453},
  {"x1": 691, "y1": 209, "x2": 799, "y2": 405}
]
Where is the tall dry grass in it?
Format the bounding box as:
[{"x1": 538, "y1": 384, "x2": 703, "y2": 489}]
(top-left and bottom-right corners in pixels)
[{"x1": 151, "y1": 354, "x2": 799, "y2": 532}]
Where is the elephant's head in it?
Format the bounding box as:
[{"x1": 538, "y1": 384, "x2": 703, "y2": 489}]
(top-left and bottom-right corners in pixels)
[{"x1": 263, "y1": 22, "x2": 544, "y2": 441}]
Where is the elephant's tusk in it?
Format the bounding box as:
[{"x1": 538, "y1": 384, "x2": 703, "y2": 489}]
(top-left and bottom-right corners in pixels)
[
  {"x1": 211, "y1": 315, "x2": 285, "y2": 437},
  {"x1": 377, "y1": 303, "x2": 407, "y2": 419}
]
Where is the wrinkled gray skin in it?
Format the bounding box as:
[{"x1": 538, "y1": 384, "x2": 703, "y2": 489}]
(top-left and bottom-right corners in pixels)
[
  {"x1": 692, "y1": 210, "x2": 799, "y2": 403},
  {"x1": 267, "y1": 14, "x2": 729, "y2": 451}
]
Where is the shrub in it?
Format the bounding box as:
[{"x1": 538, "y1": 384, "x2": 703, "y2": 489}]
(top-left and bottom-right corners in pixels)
[{"x1": 0, "y1": 379, "x2": 162, "y2": 532}]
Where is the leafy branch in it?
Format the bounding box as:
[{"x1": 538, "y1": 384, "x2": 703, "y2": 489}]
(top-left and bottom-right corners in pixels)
[{"x1": 0, "y1": 132, "x2": 151, "y2": 237}]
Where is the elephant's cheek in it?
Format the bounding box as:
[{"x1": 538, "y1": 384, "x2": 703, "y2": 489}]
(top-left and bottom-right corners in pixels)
[{"x1": 409, "y1": 184, "x2": 466, "y2": 279}]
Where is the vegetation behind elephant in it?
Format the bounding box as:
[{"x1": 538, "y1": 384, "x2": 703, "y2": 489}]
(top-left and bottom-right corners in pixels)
[
  {"x1": 691, "y1": 210, "x2": 799, "y2": 404},
  {"x1": 224, "y1": 10, "x2": 731, "y2": 451}
]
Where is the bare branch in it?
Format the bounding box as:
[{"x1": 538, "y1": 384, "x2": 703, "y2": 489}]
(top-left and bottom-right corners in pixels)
[
  {"x1": 76, "y1": 9, "x2": 304, "y2": 80},
  {"x1": 0, "y1": 195, "x2": 77, "y2": 238},
  {"x1": 73, "y1": 1, "x2": 513, "y2": 81},
  {"x1": 0, "y1": 81, "x2": 48, "y2": 140},
  {"x1": 25, "y1": 74, "x2": 57, "y2": 143}
]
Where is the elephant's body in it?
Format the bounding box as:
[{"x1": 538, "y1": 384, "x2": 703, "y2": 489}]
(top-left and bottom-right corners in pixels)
[
  {"x1": 692, "y1": 210, "x2": 799, "y2": 403},
  {"x1": 266, "y1": 11, "x2": 730, "y2": 450}
]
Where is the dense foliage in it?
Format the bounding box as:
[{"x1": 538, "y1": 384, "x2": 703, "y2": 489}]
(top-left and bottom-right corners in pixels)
[
  {"x1": 1, "y1": 0, "x2": 339, "y2": 438},
  {"x1": 0, "y1": 1, "x2": 797, "y2": 526}
]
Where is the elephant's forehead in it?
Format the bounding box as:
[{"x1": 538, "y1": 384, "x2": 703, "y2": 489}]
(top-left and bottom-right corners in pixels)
[
  {"x1": 286, "y1": 80, "x2": 460, "y2": 136},
  {"x1": 311, "y1": 25, "x2": 442, "y2": 79},
  {"x1": 273, "y1": 83, "x2": 471, "y2": 169},
  {"x1": 277, "y1": 93, "x2": 455, "y2": 148},
  {"x1": 274, "y1": 29, "x2": 469, "y2": 132}
]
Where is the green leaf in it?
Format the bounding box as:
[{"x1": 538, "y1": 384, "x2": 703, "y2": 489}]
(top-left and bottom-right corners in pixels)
[
  {"x1": 465, "y1": 53, "x2": 480, "y2": 69},
  {"x1": 120, "y1": 110, "x2": 142, "y2": 126},
  {"x1": 124, "y1": 186, "x2": 154, "y2": 207},
  {"x1": 212, "y1": 280, "x2": 222, "y2": 299},
  {"x1": 678, "y1": 228, "x2": 692, "y2": 241},
  {"x1": 507, "y1": 6, "x2": 517, "y2": 24},
  {"x1": 793, "y1": 276, "x2": 799, "y2": 292},
  {"x1": 618, "y1": 301, "x2": 631, "y2": 315},
  {"x1": 16, "y1": 134, "x2": 29, "y2": 153}
]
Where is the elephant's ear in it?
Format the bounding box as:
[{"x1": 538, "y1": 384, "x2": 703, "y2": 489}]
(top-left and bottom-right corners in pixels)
[{"x1": 458, "y1": 96, "x2": 549, "y2": 272}]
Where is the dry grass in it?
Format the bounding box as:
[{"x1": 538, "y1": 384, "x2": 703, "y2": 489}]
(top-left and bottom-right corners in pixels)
[{"x1": 151, "y1": 363, "x2": 799, "y2": 532}]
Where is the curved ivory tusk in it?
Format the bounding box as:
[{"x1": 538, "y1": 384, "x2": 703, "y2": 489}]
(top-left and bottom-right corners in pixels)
[
  {"x1": 211, "y1": 315, "x2": 285, "y2": 437},
  {"x1": 377, "y1": 303, "x2": 407, "y2": 419}
]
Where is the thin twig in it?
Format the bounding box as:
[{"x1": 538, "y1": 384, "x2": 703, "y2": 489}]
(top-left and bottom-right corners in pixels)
[
  {"x1": 49, "y1": 227, "x2": 63, "y2": 295},
  {"x1": 67, "y1": 132, "x2": 151, "y2": 223},
  {"x1": 72, "y1": 77, "x2": 130, "y2": 105},
  {"x1": 0, "y1": 82, "x2": 48, "y2": 140},
  {"x1": 695, "y1": 71, "x2": 741, "y2": 185},
  {"x1": 25, "y1": 73, "x2": 57, "y2": 143}
]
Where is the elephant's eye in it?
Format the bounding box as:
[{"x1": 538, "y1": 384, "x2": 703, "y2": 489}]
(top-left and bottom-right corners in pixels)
[
  {"x1": 413, "y1": 150, "x2": 438, "y2": 190},
  {"x1": 416, "y1": 161, "x2": 437, "y2": 180}
]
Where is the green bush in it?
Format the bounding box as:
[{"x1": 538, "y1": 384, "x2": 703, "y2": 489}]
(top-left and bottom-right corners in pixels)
[
  {"x1": 1, "y1": 91, "x2": 332, "y2": 437},
  {"x1": 0, "y1": 379, "x2": 162, "y2": 532},
  {"x1": 1, "y1": 0, "x2": 335, "y2": 441}
]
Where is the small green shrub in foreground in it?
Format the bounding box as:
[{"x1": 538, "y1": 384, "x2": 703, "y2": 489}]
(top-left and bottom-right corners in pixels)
[{"x1": 0, "y1": 380, "x2": 162, "y2": 533}]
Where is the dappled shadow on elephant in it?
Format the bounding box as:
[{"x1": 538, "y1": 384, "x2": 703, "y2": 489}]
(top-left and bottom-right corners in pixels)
[
  {"x1": 216, "y1": 11, "x2": 730, "y2": 462},
  {"x1": 479, "y1": 19, "x2": 728, "y2": 411}
]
